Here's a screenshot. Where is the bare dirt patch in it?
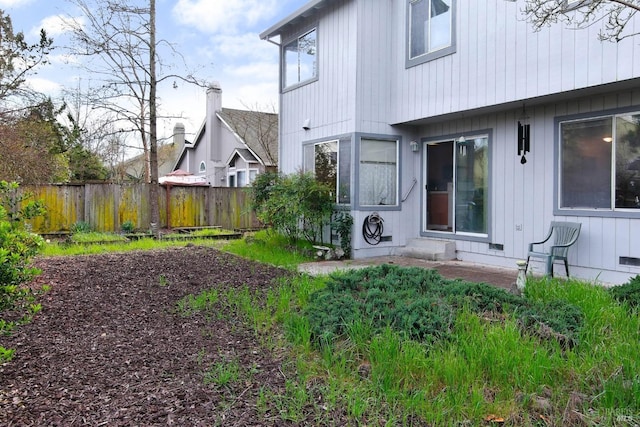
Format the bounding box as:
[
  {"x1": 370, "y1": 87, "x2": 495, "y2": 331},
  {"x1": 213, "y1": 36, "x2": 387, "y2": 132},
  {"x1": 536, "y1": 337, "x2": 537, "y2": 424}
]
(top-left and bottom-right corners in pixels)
[{"x1": 0, "y1": 246, "x2": 304, "y2": 426}]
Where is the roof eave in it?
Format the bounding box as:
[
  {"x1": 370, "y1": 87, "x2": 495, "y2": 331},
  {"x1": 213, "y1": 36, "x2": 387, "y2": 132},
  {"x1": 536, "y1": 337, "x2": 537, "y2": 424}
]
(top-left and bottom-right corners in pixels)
[{"x1": 260, "y1": 0, "x2": 330, "y2": 41}]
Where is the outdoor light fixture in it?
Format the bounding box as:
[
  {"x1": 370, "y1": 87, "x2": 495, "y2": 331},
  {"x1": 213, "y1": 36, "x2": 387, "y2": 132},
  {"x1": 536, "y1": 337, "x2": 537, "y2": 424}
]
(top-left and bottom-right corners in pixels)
[
  {"x1": 410, "y1": 140, "x2": 419, "y2": 152},
  {"x1": 302, "y1": 118, "x2": 310, "y2": 130},
  {"x1": 517, "y1": 106, "x2": 530, "y2": 164},
  {"x1": 603, "y1": 137, "x2": 613, "y2": 143}
]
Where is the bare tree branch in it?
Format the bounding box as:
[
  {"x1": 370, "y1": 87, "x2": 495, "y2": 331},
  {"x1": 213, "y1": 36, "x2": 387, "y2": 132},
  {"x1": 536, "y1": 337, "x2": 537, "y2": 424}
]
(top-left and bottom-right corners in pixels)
[{"x1": 522, "y1": 0, "x2": 640, "y2": 41}]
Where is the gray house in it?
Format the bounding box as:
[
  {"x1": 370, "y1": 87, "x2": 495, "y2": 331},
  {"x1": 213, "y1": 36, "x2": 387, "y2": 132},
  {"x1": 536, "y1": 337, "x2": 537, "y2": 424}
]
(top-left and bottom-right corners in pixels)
[
  {"x1": 172, "y1": 82, "x2": 278, "y2": 187},
  {"x1": 261, "y1": 0, "x2": 640, "y2": 284}
]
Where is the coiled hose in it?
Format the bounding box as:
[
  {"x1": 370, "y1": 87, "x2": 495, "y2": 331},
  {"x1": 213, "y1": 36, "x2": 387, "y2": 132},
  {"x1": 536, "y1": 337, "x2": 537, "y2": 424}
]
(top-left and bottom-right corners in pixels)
[{"x1": 362, "y1": 212, "x2": 384, "y2": 245}]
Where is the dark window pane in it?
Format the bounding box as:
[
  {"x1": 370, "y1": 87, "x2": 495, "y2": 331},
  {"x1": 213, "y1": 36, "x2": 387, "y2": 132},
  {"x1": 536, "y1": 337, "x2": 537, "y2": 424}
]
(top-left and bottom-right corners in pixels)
[{"x1": 560, "y1": 118, "x2": 612, "y2": 209}]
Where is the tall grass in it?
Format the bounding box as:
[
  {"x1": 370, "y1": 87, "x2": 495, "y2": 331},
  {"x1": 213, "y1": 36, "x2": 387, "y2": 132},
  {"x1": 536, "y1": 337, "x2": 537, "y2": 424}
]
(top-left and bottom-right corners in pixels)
[
  {"x1": 40, "y1": 236, "x2": 225, "y2": 257},
  {"x1": 222, "y1": 230, "x2": 315, "y2": 268},
  {"x1": 269, "y1": 274, "x2": 640, "y2": 424}
]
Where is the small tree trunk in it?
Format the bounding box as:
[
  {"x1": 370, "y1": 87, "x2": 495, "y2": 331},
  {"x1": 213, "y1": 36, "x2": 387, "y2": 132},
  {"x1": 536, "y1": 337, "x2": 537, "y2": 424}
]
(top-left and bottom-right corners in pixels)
[{"x1": 148, "y1": 0, "x2": 160, "y2": 237}]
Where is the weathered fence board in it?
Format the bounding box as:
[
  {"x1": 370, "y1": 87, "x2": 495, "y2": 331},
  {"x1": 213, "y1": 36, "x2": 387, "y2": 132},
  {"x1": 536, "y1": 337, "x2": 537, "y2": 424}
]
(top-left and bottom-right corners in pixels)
[{"x1": 18, "y1": 184, "x2": 259, "y2": 233}]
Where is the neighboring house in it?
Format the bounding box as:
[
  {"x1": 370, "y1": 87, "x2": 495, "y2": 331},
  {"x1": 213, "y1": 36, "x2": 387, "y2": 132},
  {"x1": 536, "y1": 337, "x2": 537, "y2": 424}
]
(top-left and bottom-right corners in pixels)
[
  {"x1": 119, "y1": 139, "x2": 183, "y2": 183},
  {"x1": 261, "y1": 0, "x2": 640, "y2": 284},
  {"x1": 172, "y1": 82, "x2": 278, "y2": 187}
]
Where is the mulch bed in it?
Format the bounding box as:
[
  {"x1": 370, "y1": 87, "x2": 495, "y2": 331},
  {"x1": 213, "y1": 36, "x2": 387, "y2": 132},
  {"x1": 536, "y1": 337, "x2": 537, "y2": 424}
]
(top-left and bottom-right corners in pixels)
[{"x1": 0, "y1": 246, "x2": 308, "y2": 426}]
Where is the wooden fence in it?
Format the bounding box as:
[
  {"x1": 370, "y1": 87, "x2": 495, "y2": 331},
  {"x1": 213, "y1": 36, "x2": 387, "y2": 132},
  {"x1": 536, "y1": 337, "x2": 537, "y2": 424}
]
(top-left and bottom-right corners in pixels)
[{"x1": 17, "y1": 184, "x2": 260, "y2": 234}]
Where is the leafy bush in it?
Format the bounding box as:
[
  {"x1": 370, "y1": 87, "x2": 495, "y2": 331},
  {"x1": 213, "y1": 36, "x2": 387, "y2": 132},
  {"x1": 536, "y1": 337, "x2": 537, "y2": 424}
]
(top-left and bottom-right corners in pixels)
[
  {"x1": 121, "y1": 220, "x2": 135, "y2": 234},
  {"x1": 0, "y1": 181, "x2": 46, "y2": 288},
  {"x1": 70, "y1": 221, "x2": 92, "y2": 233},
  {"x1": 331, "y1": 211, "x2": 353, "y2": 257},
  {"x1": 1, "y1": 181, "x2": 47, "y2": 359},
  {"x1": 609, "y1": 274, "x2": 640, "y2": 309},
  {"x1": 250, "y1": 171, "x2": 335, "y2": 244},
  {"x1": 303, "y1": 264, "x2": 584, "y2": 348}
]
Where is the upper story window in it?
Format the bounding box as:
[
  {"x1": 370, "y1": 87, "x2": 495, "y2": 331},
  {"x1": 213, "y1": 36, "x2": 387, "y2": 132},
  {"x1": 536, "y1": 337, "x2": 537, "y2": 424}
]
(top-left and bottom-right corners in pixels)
[
  {"x1": 407, "y1": 0, "x2": 455, "y2": 67},
  {"x1": 283, "y1": 28, "x2": 317, "y2": 89},
  {"x1": 564, "y1": 0, "x2": 589, "y2": 10},
  {"x1": 559, "y1": 111, "x2": 640, "y2": 212}
]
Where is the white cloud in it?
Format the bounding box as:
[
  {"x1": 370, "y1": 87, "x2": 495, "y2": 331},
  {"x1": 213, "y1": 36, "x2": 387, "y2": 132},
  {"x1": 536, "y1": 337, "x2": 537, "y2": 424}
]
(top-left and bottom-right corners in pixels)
[
  {"x1": 172, "y1": 0, "x2": 279, "y2": 35},
  {"x1": 31, "y1": 14, "x2": 76, "y2": 38},
  {"x1": 48, "y1": 53, "x2": 80, "y2": 66},
  {"x1": 0, "y1": 0, "x2": 32, "y2": 7},
  {"x1": 213, "y1": 32, "x2": 277, "y2": 62},
  {"x1": 233, "y1": 82, "x2": 279, "y2": 110},
  {"x1": 222, "y1": 61, "x2": 278, "y2": 81},
  {"x1": 25, "y1": 77, "x2": 62, "y2": 95}
]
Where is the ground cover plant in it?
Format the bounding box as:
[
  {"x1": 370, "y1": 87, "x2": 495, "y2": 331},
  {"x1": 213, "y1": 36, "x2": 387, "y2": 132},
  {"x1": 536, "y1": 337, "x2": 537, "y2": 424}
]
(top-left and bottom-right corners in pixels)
[
  {"x1": 1, "y1": 228, "x2": 639, "y2": 425},
  {"x1": 279, "y1": 268, "x2": 640, "y2": 425},
  {"x1": 608, "y1": 274, "x2": 640, "y2": 309}
]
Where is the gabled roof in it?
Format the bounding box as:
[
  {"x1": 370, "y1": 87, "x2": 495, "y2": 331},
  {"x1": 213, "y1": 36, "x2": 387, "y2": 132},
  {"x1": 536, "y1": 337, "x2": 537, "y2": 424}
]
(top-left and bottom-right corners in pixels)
[
  {"x1": 218, "y1": 108, "x2": 278, "y2": 167},
  {"x1": 260, "y1": 0, "x2": 335, "y2": 40},
  {"x1": 226, "y1": 148, "x2": 259, "y2": 166},
  {"x1": 173, "y1": 107, "x2": 278, "y2": 170}
]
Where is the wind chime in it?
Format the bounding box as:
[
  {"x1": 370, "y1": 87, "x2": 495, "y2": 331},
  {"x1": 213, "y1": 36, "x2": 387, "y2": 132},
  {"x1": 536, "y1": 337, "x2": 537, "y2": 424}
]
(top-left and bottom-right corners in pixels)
[{"x1": 517, "y1": 106, "x2": 530, "y2": 164}]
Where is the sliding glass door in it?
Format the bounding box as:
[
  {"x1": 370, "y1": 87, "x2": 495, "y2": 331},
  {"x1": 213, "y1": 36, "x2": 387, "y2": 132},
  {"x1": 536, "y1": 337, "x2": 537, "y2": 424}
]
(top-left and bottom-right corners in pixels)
[{"x1": 425, "y1": 136, "x2": 488, "y2": 235}]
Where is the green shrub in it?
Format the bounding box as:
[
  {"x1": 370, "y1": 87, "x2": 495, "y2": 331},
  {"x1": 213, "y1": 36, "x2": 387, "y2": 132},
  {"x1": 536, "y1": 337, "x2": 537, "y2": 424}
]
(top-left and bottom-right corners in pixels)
[
  {"x1": 249, "y1": 171, "x2": 335, "y2": 244},
  {"x1": 303, "y1": 264, "x2": 585, "y2": 348},
  {"x1": 331, "y1": 211, "x2": 353, "y2": 257},
  {"x1": 609, "y1": 274, "x2": 640, "y2": 309},
  {"x1": 304, "y1": 265, "x2": 451, "y2": 343},
  {"x1": 0, "y1": 181, "x2": 45, "y2": 289},
  {"x1": 121, "y1": 220, "x2": 135, "y2": 234},
  {"x1": 0, "y1": 181, "x2": 47, "y2": 337},
  {"x1": 70, "y1": 221, "x2": 92, "y2": 233}
]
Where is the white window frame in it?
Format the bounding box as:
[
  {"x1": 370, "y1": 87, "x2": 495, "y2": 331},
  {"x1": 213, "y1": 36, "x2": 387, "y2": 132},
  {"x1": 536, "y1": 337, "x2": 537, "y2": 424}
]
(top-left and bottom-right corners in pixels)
[{"x1": 227, "y1": 167, "x2": 259, "y2": 188}]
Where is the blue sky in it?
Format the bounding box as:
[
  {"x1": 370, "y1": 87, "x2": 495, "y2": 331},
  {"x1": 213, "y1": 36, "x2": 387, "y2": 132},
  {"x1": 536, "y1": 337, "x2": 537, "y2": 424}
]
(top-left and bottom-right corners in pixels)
[{"x1": 0, "y1": 0, "x2": 308, "y2": 142}]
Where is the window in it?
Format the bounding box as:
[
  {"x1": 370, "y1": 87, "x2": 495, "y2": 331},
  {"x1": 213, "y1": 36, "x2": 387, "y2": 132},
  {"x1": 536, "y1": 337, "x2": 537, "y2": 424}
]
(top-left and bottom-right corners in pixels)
[
  {"x1": 303, "y1": 137, "x2": 351, "y2": 204},
  {"x1": 284, "y1": 28, "x2": 317, "y2": 89},
  {"x1": 237, "y1": 170, "x2": 246, "y2": 188},
  {"x1": 199, "y1": 161, "x2": 206, "y2": 173},
  {"x1": 559, "y1": 112, "x2": 640, "y2": 211},
  {"x1": 564, "y1": 0, "x2": 589, "y2": 10},
  {"x1": 408, "y1": 0, "x2": 455, "y2": 66},
  {"x1": 359, "y1": 139, "x2": 398, "y2": 206}
]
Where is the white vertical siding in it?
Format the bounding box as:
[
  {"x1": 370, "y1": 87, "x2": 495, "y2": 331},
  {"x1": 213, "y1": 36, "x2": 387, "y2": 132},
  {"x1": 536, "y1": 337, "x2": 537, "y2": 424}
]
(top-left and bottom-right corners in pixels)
[
  {"x1": 278, "y1": 1, "x2": 357, "y2": 174},
  {"x1": 272, "y1": 0, "x2": 640, "y2": 284},
  {"x1": 390, "y1": 1, "x2": 640, "y2": 124},
  {"x1": 427, "y1": 89, "x2": 640, "y2": 284}
]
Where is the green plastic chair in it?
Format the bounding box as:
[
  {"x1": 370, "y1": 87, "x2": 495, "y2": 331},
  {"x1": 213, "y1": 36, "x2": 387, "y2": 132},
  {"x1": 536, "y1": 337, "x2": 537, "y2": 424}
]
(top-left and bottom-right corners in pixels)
[{"x1": 525, "y1": 221, "x2": 581, "y2": 278}]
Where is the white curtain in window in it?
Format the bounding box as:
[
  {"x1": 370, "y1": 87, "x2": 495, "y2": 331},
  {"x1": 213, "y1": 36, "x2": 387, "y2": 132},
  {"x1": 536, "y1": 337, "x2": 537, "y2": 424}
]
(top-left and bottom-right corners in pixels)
[{"x1": 360, "y1": 139, "x2": 397, "y2": 206}]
